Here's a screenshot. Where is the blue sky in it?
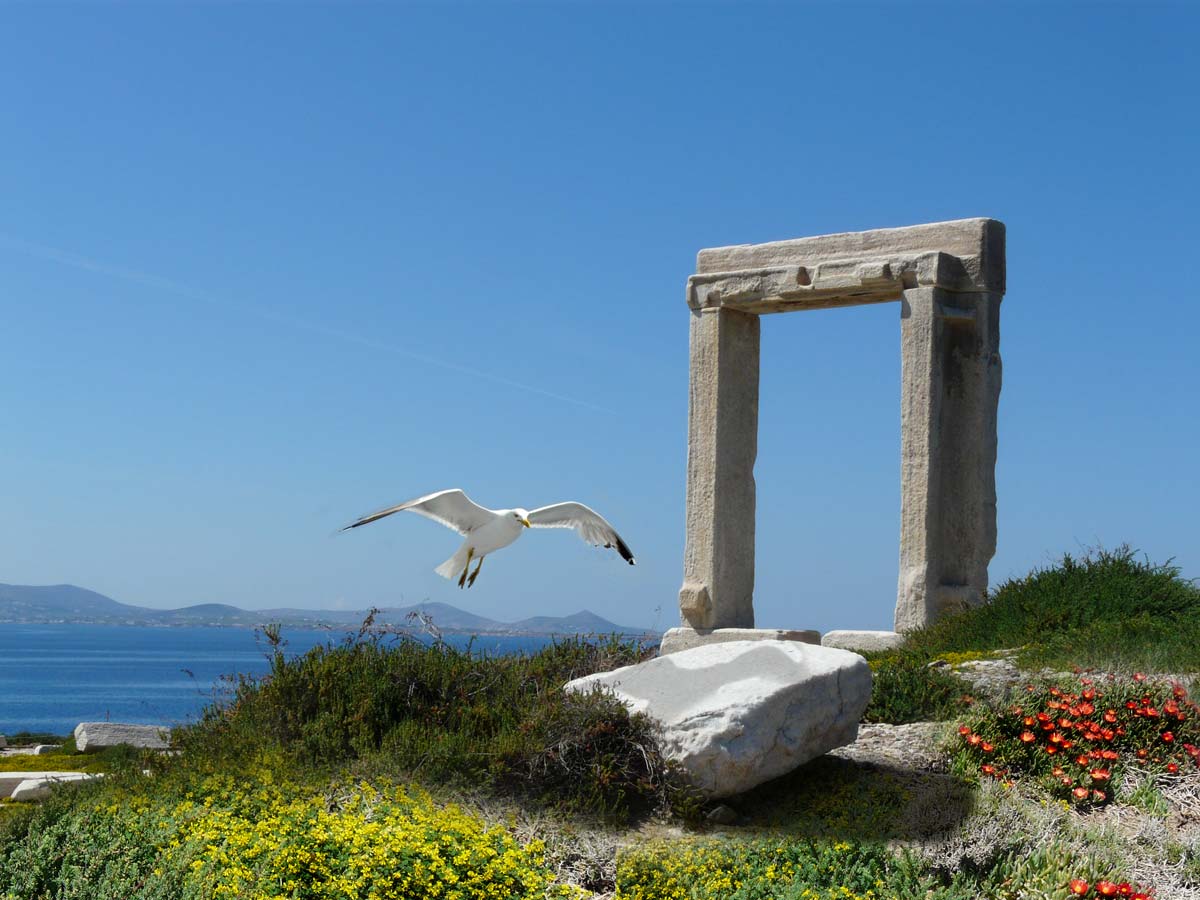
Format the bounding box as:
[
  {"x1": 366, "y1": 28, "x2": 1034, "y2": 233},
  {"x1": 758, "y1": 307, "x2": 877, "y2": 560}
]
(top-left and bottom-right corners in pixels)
[{"x1": 3, "y1": 2, "x2": 1197, "y2": 633}]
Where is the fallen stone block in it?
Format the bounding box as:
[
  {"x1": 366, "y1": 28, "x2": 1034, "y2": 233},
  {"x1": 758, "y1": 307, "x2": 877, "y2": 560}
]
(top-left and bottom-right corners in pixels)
[
  {"x1": 659, "y1": 626, "x2": 820, "y2": 655},
  {"x1": 32, "y1": 744, "x2": 62, "y2": 755},
  {"x1": 8, "y1": 773, "x2": 100, "y2": 802},
  {"x1": 566, "y1": 640, "x2": 872, "y2": 798},
  {"x1": 821, "y1": 630, "x2": 905, "y2": 653},
  {"x1": 74, "y1": 722, "x2": 170, "y2": 753},
  {"x1": 1, "y1": 771, "x2": 95, "y2": 799}
]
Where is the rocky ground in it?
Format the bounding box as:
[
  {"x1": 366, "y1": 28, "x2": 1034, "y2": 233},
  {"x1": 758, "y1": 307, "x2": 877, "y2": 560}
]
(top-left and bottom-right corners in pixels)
[{"x1": 532, "y1": 656, "x2": 1200, "y2": 899}]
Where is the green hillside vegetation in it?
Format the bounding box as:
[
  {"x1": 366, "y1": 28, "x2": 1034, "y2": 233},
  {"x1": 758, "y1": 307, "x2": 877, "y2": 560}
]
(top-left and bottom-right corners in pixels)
[
  {"x1": 863, "y1": 547, "x2": 1200, "y2": 724},
  {"x1": 1, "y1": 547, "x2": 1197, "y2": 899}
]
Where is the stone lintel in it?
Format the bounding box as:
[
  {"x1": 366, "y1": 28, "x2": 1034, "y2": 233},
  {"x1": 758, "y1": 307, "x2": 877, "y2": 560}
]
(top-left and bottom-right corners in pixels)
[
  {"x1": 660, "y1": 626, "x2": 821, "y2": 656},
  {"x1": 690, "y1": 218, "x2": 1005, "y2": 313}
]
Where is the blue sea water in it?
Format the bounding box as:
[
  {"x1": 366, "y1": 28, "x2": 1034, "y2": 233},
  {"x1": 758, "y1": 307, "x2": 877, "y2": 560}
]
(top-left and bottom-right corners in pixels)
[{"x1": 0, "y1": 624, "x2": 558, "y2": 737}]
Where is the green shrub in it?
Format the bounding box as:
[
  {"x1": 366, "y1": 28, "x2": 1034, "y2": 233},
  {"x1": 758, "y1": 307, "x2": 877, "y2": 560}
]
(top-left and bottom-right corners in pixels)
[
  {"x1": 903, "y1": 548, "x2": 1200, "y2": 670},
  {"x1": 169, "y1": 632, "x2": 680, "y2": 820},
  {"x1": 951, "y1": 674, "x2": 1200, "y2": 807},
  {"x1": 0, "y1": 777, "x2": 580, "y2": 900},
  {"x1": 861, "y1": 653, "x2": 972, "y2": 724}
]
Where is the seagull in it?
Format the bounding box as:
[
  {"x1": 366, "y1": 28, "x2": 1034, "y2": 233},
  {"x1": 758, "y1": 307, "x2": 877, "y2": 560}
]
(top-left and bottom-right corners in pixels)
[{"x1": 342, "y1": 488, "x2": 636, "y2": 588}]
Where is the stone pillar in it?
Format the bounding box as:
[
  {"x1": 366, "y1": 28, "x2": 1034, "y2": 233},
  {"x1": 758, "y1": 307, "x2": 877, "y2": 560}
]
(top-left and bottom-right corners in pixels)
[
  {"x1": 896, "y1": 287, "x2": 1002, "y2": 631},
  {"x1": 679, "y1": 306, "x2": 760, "y2": 629}
]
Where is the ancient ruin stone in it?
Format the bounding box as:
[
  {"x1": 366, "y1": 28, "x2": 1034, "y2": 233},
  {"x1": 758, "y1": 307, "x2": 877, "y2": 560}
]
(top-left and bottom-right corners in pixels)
[{"x1": 678, "y1": 218, "x2": 1005, "y2": 633}]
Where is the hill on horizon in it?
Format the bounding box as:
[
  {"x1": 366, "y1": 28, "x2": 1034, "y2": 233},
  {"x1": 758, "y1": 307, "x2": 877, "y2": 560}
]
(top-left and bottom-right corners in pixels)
[{"x1": 0, "y1": 583, "x2": 650, "y2": 636}]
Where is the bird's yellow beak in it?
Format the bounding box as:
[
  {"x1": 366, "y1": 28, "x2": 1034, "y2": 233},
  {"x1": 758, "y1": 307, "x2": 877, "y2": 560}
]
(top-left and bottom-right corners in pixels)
[{"x1": 521, "y1": 518, "x2": 531, "y2": 528}]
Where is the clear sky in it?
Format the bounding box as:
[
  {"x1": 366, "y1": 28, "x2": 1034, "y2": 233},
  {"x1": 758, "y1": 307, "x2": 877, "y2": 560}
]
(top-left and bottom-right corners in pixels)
[{"x1": 3, "y1": 2, "x2": 1197, "y2": 633}]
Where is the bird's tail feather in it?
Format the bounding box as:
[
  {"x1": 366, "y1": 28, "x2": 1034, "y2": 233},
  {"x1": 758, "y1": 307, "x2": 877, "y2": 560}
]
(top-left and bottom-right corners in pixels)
[{"x1": 435, "y1": 547, "x2": 469, "y2": 580}]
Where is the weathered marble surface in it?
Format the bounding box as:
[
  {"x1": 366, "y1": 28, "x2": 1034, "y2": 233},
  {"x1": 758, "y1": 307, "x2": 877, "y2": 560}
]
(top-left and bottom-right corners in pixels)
[
  {"x1": 678, "y1": 218, "x2": 1005, "y2": 634},
  {"x1": 74, "y1": 722, "x2": 169, "y2": 752},
  {"x1": 566, "y1": 640, "x2": 872, "y2": 798},
  {"x1": 660, "y1": 626, "x2": 819, "y2": 655},
  {"x1": 822, "y1": 630, "x2": 905, "y2": 653}
]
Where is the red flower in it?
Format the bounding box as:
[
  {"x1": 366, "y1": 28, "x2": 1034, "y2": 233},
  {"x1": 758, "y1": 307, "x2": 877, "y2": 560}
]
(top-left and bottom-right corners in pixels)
[
  {"x1": 1052, "y1": 766, "x2": 1065, "y2": 777},
  {"x1": 1072, "y1": 786, "x2": 1089, "y2": 801},
  {"x1": 959, "y1": 725, "x2": 971, "y2": 736},
  {"x1": 1101, "y1": 750, "x2": 1119, "y2": 761},
  {"x1": 1078, "y1": 702, "x2": 1095, "y2": 716},
  {"x1": 1134, "y1": 672, "x2": 1146, "y2": 682},
  {"x1": 1070, "y1": 879, "x2": 1090, "y2": 895},
  {"x1": 1046, "y1": 745, "x2": 1059, "y2": 755},
  {"x1": 1161, "y1": 731, "x2": 1174, "y2": 742},
  {"x1": 1167, "y1": 762, "x2": 1179, "y2": 773},
  {"x1": 1020, "y1": 731, "x2": 1036, "y2": 743},
  {"x1": 1117, "y1": 885, "x2": 1132, "y2": 897},
  {"x1": 980, "y1": 764, "x2": 995, "y2": 776},
  {"x1": 1089, "y1": 768, "x2": 1111, "y2": 781},
  {"x1": 967, "y1": 734, "x2": 981, "y2": 746},
  {"x1": 1093, "y1": 789, "x2": 1107, "y2": 801},
  {"x1": 1096, "y1": 881, "x2": 1118, "y2": 896},
  {"x1": 1104, "y1": 710, "x2": 1118, "y2": 723},
  {"x1": 1077, "y1": 754, "x2": 1091, "y2": 767},
  {"x1": 981, "y1": 741, "x2": 995, "y2": 753}
]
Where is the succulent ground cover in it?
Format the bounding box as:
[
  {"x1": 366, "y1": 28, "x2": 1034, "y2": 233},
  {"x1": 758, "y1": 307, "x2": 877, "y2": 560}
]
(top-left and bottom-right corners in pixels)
[
  {"x1": 954, "y1": 674, "x2": 1200, "y2": 806},
  {"x1": 0, "y1": 753, "x2": 103, "y2": 774},
  {"x1": 1, "y1": 547, "x2": 1198, "y2": 898}
]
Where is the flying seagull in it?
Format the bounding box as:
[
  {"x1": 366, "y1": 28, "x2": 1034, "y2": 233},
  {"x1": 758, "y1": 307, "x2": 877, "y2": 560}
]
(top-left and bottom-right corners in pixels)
[{"x1": 342, "y1": 488, "x2": 636, "y2": 588}]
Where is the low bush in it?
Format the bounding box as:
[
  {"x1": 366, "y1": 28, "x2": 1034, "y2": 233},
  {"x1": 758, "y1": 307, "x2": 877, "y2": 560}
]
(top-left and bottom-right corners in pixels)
[
  {"x1": 952, "y1": 673, "x2": 1200, "y2": 808},
  {"x1": 0, "y1": 776, "x2": 579, "y2": 899},
  {"x1": 904, "y1": 547, "x2": 1200, "y2": 670},
  {"x1": 614, "y1": 835, "x2": 1153, "y2": 900},
  {"x1": 861, "y1": 653, "x2": 972, "y2": 724},
  {"x1": 173, "y1": 632, "x2": 680, "y2": 820},
  {"x1": 0, "y1": 752, "x2": 103, "y2": 773}
]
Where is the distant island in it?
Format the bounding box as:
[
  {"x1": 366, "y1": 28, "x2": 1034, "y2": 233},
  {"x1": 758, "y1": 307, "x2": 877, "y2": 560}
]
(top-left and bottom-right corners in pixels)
[{"x1": 0, "y1": 583, "x2": 651, "y2": 637}]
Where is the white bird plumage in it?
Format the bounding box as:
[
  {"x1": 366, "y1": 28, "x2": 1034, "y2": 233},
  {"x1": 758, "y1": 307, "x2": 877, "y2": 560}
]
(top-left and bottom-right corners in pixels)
[{"x1": 342, "y1": 488, "x2": 635, "y2": 588}]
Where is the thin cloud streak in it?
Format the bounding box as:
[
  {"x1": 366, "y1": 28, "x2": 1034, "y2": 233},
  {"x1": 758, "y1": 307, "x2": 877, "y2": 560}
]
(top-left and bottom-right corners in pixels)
[{"x1": 0, "y1": 233, "x2": 613, "y2": 414}]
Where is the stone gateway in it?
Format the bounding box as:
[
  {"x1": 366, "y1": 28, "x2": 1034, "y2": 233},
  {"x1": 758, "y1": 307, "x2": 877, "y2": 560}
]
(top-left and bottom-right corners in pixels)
[{"x1": 677, "y1": 218, "x2": 1005, "y2": 636}]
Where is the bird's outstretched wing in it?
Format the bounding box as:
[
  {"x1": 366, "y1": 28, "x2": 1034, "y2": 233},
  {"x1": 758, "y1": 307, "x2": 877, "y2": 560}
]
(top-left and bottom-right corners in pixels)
[
  {"x1": 342, "y1": 489, "x2": 494, "y2": 536},
  {"x1": 527, "y1": 502, "x2": 636, "y2": 565}
]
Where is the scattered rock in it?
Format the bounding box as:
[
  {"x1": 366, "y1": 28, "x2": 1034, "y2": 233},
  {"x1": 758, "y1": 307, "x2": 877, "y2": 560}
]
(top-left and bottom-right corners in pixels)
[
  {"x1": 830, "y1": 722, "x2": 951, "y2": 772},
  {"x1": 565, "y1": 640, "x2": 872, "y2": 798},
  {"x1": 32, "y1": 744, "x2": 62, "y2": 755},
  {"x1": 0, "y1": 734, "x2": 6, "y2": 749},
  {"x1": 822, "y1": 630, "x2": 906, "y2": 653},
  {"x1": 704, "y1": 804, "x2": 740, "y2": 825},
  {"x1": 1, "y1": 771, "x2": 96, "y2": 799},
  {"x1": 74, "y1": 722, "x2": 169, "y2": 753},
  {"x1": 7, "y1": 773, "x2": 100, "y2": 802}
]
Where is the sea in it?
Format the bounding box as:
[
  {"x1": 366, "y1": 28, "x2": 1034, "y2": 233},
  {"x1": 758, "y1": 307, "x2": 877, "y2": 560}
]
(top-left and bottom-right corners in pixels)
[{"x1": 0, "y1": 623, "x2": 560, "y2": 737}]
